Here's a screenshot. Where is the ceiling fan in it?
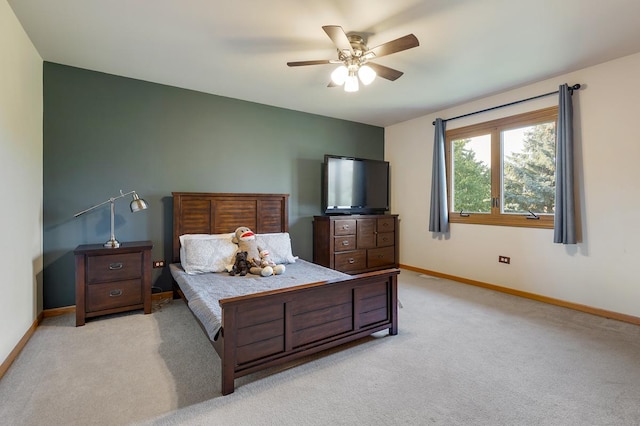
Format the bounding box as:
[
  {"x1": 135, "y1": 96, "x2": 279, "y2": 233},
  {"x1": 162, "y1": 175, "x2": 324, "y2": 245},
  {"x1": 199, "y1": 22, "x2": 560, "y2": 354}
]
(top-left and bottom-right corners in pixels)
[{"x1": 287, "y1": 25, "x2": 419, "y2": 92}]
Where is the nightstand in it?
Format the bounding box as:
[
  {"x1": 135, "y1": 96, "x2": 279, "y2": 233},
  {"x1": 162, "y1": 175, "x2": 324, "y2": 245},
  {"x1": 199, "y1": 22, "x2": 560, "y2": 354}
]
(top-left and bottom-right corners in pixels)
[{"x1": 75, "y1": 241, "x2": 153, "y2": 326}]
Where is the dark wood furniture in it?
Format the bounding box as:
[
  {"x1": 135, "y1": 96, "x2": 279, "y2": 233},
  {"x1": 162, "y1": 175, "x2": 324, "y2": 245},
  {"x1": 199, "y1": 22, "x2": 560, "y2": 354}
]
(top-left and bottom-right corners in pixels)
[
  {"x1": 75, "y1": 241, "x2": 153, "y2": 326},
  {"x1": 172, "y1": 192, "x2": 399, "y2": 395},
  {"x1": 313, "y1": 214, "x2": 399, "y2": 274}
]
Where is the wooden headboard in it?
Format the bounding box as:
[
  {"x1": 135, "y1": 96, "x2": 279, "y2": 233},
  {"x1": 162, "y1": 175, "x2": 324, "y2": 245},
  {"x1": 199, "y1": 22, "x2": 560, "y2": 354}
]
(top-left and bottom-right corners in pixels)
[{"x1": 172, "y1": 192, "x2": 289, "y2": 263}]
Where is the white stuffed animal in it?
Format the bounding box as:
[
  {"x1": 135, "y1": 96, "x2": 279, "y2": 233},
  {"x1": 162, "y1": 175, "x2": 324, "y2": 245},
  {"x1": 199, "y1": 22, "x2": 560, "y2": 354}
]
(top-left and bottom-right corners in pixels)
[{"x1": 259, "y1": 249, "x2": 285, "y2": 275}]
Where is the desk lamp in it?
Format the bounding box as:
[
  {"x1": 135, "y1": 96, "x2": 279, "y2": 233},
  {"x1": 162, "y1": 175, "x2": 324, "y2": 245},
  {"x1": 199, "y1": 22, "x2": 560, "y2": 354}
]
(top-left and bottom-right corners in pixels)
[{"x1": 74, "y1": 190, "x2": 148, "y2": 248}]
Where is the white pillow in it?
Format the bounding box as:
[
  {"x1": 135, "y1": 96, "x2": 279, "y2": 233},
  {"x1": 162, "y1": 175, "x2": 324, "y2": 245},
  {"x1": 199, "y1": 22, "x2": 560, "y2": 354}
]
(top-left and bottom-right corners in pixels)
[
  {"x1": 179, "y1": 233, "x2": 234, "y2": 263},
  {"x1": 180, "y1": 234, "x2": 237, "y2": 274},
  {"x1": 256, "y1": 233, "x2": 297, "y2": 264}
]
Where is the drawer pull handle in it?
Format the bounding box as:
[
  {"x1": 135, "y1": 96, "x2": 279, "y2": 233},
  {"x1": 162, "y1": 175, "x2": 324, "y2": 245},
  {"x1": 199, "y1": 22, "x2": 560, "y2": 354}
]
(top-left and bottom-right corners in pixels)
[
  {"x1": 109, "y1": 289, "x2": 123, "y2": 297},
  {"x1": 342, "y1": 240, "x2": 349, "y2": 246},
  {"x1": 109, "y1": 263, "x2": 124, "y2": 270},
  {"x1": 342, "y1": 224, "x2": 349, "y2": 230},
  {"x1": 348, "y1": 258, "x2": 355, "y2": 264},
  {"x1": 378, "y1": 255, "x2": 384, "y2": 259}
]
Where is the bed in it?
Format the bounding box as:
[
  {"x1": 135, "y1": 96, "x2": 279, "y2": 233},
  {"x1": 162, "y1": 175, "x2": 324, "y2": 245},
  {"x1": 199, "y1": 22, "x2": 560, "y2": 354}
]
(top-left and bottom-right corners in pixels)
[{"x1": 170, "y1": 192, "x2": 400, "y2": 395}]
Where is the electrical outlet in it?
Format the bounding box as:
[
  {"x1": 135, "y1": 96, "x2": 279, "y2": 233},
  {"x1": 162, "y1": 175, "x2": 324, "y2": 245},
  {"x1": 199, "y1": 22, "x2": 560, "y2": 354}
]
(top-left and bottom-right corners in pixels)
[
  {"x1": 498, "y1": 256, "x2": 510, "y2": 264},
  {"x1": 153, "y1": 260, "x2": 165, "y2": 268}
]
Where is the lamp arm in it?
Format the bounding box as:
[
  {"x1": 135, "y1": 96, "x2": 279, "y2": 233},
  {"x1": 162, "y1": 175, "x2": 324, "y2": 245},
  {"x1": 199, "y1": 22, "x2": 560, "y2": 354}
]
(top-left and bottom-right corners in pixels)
[{"x1": 73, "y1": 190, "x2": 138, "y2": 217}]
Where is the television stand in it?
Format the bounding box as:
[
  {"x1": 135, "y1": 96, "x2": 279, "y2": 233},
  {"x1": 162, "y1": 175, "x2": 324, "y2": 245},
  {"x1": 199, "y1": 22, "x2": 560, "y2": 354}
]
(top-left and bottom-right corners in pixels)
[{"x1": 313, "y1": 214, "x2": 399, "y2": 274}]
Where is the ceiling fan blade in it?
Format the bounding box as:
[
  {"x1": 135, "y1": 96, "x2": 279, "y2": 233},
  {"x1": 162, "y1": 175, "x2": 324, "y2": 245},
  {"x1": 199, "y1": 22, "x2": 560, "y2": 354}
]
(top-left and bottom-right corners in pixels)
[
  {"x1": 364, "y1": 34, "x2": 419, "y2": 59},
  {"x1": 367, "y1": 62, "x2": 404, "y2": 81},
  {"x1": 322, "y1": 25, "x2": 354, "y2": 56},
  {"x1": 287, "y1": 60, "x2": 332, "y2": 67}
]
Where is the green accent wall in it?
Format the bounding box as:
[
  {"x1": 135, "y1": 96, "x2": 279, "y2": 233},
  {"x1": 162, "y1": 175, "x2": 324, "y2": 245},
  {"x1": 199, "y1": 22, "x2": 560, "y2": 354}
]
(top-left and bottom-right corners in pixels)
[{"x1": 43, "y1": 62, "x2": 384, "y2": 309}]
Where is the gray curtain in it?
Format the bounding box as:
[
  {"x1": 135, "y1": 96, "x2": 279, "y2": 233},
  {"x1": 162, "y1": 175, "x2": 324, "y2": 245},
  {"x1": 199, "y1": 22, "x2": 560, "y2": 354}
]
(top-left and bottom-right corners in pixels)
[
  {"x1": 554, "y1": 84, "x2": 576, "y2": 244},
  {"x1": 429, "y1": 118, "x2": 449, "y2": 233}
]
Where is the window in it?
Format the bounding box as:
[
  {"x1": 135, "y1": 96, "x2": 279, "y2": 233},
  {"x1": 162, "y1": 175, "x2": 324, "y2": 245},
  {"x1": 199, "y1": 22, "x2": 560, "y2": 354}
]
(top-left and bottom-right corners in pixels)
[{"x1": 446, "y1": 106, "x2": 558, "y2": 228}]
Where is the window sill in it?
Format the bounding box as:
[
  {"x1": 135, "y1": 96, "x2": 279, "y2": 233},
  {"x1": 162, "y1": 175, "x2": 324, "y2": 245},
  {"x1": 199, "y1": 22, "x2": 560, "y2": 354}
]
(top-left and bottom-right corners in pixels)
[{"x1": 449, "y1": 213, "x2": 554, "y2": 229}]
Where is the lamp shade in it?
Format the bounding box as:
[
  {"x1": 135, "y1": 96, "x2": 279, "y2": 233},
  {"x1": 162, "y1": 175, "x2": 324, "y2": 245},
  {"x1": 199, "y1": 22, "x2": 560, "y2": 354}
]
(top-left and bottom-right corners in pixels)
[
  {"x1": 130, "y1": 193, "x2": 148, "y2": 212},
  {"x1": 358, "y1": 65, "x2": 376, "y2": 85},
  {"x1": 344, "y1": 74, "x2": 359, "y2": 92},
  {"x1": 331, "y1": 65, "x2": 348, "y2": 85}
]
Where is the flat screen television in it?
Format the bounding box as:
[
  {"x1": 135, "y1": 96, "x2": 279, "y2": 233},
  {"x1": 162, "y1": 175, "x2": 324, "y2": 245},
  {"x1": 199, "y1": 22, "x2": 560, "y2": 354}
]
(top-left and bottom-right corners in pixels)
[{"x1": 322, "y1": 154, "x2": 390, "y2": 215}]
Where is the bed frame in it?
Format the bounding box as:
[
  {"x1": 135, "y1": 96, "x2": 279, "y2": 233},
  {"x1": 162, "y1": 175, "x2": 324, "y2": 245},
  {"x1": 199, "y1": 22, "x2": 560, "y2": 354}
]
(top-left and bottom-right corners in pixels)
[{"x1": 172, "y1": 192, "x2": 399, "y2": 395}]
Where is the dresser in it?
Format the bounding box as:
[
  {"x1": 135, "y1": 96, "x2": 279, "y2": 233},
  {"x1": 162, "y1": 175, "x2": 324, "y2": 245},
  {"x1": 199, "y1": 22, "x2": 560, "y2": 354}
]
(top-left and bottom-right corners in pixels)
[
  {"x1": 74, "y1": 241, "x2": 153, "y2": 326},
  {"x1": 313, "y1": 215, "x2": 399, "y2": 274}
]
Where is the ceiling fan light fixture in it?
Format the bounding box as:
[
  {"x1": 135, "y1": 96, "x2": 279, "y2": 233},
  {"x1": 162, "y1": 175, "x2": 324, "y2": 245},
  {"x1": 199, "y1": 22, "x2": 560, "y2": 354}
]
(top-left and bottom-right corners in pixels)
[
  {"x1": 331, "y1": 65, "x2": 348, "y2": 85},
  {"x1": 358, "y1": 65, "x2": 376, "y2": 85},
  {"x1": 288, "y1": 25, "x2": 419, "y2": 92}
]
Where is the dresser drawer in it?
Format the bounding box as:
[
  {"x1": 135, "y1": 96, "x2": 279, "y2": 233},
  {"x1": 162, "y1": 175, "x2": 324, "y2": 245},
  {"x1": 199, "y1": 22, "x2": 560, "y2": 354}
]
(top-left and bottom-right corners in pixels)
[
  {"x1": 334, "y1": 219, "x2": 356, "y2": 236},
  {"x1": 334, "y1": 235, "x2": 356, "y2": 252},
  {"x1": 313, "y1": 215, "x2": 398, "y2": 276},
  {"x1": 367, "y1": 246, "x2": 395, "y2": 269},
  {"x1": 334, "y1": 250, "x2": 366, "y2": 273},
  {"x1": 87, "y1": 252, "x2": 142, "y2": 284},
  {"x1": 376, "y1": 232, "x2": 394, "y2": 247},
  {"x1": 377, "y1": 217, "x2": 395, "y2": 233},
  {"x1": 86, "y1": 279, "x2": 143, "y2": 312}
]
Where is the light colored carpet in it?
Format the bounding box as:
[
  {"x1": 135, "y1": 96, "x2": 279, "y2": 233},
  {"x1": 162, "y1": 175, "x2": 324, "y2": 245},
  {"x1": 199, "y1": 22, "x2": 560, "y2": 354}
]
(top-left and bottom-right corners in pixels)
[{"x1": 1, "y1": 270, "x2": 639, "y2": 425}]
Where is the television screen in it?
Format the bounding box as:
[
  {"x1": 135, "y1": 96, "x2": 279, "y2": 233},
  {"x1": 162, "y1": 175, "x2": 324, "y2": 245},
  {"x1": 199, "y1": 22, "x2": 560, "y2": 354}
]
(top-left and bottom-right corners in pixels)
[{"x1": 323, "y1": 155, "x2": 389, "y2": 215}]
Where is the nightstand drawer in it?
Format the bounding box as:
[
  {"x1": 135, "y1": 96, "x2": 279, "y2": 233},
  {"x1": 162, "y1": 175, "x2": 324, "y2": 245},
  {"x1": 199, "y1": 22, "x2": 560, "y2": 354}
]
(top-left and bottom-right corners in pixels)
[
  {"x1": 86, "y1": 279, "x2": 143, "y2": 312},
  {"x1": 87, "y1": 252, "x2": 142, "y2": 284}
]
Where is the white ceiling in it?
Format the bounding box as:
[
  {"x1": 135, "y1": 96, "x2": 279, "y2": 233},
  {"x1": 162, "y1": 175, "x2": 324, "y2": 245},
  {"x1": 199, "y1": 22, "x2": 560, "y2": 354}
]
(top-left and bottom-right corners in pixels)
[{"x1": 9, "y1": 0, "x2": 640, "y2": 127}]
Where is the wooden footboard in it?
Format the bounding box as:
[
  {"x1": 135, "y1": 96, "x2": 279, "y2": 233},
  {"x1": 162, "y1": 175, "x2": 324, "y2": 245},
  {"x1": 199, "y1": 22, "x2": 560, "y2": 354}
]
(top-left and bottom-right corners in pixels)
[{"x1": 213, "y1": 269, "x2": 399, "y2": 395}]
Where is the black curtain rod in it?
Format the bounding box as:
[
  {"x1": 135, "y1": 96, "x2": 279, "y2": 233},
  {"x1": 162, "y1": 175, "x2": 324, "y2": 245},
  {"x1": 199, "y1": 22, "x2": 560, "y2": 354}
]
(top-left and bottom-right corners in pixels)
[{"x1": 432, "y1": 83, "x2": 581, "y2": 125}]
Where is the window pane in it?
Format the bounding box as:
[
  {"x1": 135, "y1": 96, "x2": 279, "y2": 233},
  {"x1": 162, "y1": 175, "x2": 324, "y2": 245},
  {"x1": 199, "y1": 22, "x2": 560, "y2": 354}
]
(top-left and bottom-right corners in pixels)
[
  {"x1": 502, "y1": 122, "x2": 556, "y2": 214},
  {"x1": 451, "y1": 135, "x2": 491, "y2": 213}
]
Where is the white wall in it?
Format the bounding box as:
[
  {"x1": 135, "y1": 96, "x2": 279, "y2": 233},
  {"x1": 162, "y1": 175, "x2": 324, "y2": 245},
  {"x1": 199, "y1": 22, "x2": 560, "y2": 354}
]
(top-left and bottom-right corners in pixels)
[
  {"x1": 386, "y1": 52, "x2": 640, "y2": 318},
  {"x1": 0, "y1": 1, "x2": 43, "y2": 364}
]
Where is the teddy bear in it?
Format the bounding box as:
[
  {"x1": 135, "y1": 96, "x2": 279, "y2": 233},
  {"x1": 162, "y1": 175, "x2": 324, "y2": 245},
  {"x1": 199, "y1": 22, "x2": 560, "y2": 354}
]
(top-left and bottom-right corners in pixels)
[
  {"x1": 229, "y1": 251, "x2": 250, "y2": 276},
  {"x1": 232, "y1": 226, "x2": 285, "y2": 277}
]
